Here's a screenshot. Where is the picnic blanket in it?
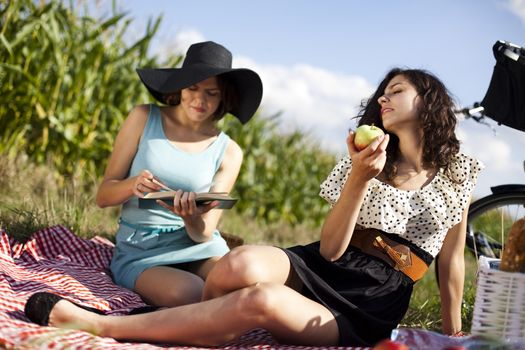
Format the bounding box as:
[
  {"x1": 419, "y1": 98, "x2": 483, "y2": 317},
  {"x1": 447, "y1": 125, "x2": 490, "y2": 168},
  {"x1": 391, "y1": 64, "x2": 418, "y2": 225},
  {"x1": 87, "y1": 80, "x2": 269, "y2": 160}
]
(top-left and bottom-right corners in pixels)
[{"x1": 0, "y1": 225, "x2": 367, "y2": 350}]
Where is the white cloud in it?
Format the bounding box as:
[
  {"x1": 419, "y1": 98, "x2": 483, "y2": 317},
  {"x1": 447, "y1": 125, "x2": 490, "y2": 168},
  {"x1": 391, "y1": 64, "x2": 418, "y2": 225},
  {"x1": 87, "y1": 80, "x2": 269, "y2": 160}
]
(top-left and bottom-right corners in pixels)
[
  {"x1": 465, "y1": 135, "x2": 511, "y2": 168},
  {"x1": 458, "y1": 122, "x2": 524, "y2": 196},
  {"x1": 234, "y1": 56, "x2": 375, "y2": 152},
  {"x1": 171, "y1": 30, "x2": 207, "y2": 54},
  {"x1": 505, "y1": 0, "x2": 525, "y2": 24},
  {"x1": 155, "y1": 30, "x2": 206, "y2": 60}
]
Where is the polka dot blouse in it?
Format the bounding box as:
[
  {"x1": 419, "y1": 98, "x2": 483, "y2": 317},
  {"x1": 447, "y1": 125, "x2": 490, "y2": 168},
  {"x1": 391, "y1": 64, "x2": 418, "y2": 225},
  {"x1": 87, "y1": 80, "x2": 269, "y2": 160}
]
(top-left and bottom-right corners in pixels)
[{"x1": 319, "y1": 153, "x2": 484, "y2": 257}]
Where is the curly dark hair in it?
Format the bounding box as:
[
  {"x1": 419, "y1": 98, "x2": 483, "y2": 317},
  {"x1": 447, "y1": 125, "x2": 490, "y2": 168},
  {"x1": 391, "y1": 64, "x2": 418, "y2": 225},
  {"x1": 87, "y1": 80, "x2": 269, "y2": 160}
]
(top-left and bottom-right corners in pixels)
[
  {"x1": 163, "y1": 74, "x2": 239, "y2": 122},
  {"x1": 357, "y1": 68, "x2": 460, "y2": 180}
]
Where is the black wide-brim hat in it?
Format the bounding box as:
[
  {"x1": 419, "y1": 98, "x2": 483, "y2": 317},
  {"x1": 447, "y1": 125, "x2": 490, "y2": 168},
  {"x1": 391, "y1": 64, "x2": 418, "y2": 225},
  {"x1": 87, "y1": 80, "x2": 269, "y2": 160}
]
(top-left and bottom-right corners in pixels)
[{"x1": 136, "y1": 41, "x2": 263, "y2": 124}]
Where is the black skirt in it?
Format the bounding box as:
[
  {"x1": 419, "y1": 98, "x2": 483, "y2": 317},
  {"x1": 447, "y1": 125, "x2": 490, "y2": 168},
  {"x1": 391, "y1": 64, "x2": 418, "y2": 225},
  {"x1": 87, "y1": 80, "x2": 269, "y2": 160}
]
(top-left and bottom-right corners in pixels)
[{"x1": 283, "y1": 239, "x2": 426, "y2": 347}]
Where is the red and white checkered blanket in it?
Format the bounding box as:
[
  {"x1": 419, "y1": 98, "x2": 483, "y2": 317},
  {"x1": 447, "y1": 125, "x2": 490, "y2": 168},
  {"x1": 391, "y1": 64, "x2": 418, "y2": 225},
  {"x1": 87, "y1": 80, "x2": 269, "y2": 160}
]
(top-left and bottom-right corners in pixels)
[{"x1": 0, "y1": 225, "x2": 365, "y2": 349}]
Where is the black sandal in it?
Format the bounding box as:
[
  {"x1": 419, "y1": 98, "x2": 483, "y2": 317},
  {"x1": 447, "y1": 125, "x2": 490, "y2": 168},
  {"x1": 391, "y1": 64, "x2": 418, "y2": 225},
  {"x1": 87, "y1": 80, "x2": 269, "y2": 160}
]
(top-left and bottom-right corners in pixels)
[{"x1": 24, "y1": 292, "x2": 106, "y2": 326}]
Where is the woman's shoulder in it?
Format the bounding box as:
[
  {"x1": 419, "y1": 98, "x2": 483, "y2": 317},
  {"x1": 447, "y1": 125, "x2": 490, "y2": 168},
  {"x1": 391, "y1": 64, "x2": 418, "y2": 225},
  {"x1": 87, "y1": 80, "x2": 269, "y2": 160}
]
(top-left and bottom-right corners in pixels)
[
  {"x1": 446, "y1": 152, "x2": 485, "y2": 184},
  {"x1": 126, "y1": 104, "x2": 152, "y2": 121},
  {"x1": 450, "y1": 152, "x2": 484, "y2": 168},
  {"x1": 222, "y1": 136, "x2": 243, "y2": 163},
  {"x1": 119, "y1": 104, "x2": 152, "y2": 136}
]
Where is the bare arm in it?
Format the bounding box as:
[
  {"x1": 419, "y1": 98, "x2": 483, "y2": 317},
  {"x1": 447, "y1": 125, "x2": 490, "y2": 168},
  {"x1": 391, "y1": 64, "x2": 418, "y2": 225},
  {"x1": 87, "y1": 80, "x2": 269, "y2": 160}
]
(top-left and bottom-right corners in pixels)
[
  {"x1": 158, "y1": 140, "x2": 243, "y2": 243},
  {"x1": 96, "y1": 105, "x2": 159, "y2": 207},
  {"x1": 320, "y1": 132, "x2": 389, "y2": 261},
  {"x1": 438, "y1": 204, "x2": 469, "y2": 335}
]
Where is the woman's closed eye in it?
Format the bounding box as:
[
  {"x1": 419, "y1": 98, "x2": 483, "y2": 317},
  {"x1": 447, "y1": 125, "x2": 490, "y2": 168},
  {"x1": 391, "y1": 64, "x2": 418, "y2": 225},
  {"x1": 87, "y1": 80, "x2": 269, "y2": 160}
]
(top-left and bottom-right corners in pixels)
[{"x1": 206, "y1": 90, "x2": 220, "y2": 97}]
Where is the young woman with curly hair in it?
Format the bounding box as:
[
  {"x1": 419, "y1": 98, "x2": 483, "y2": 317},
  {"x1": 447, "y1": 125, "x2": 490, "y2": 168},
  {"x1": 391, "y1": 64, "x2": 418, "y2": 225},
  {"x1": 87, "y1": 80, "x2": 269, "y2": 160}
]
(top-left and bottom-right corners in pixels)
[{"x1": 358, "y1": 68, "x2": 461, "y2": 181}]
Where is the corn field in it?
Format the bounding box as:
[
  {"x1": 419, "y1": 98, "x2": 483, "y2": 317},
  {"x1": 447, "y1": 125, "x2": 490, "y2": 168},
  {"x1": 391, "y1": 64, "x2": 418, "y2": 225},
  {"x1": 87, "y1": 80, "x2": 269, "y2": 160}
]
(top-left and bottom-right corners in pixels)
[{"x1": 0, "y1": 0, "x2": 338, "y2": 227}]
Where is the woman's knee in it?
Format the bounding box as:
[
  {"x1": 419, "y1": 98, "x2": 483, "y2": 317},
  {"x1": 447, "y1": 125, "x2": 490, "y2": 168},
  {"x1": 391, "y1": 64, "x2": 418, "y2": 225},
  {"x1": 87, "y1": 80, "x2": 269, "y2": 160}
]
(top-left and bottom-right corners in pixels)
[
  {"x1": 210, "y1": 245, "x2": 263, "y2": 283},
  {"x1": 238, "y1": 283, "x2": 286, "y2": 320}
]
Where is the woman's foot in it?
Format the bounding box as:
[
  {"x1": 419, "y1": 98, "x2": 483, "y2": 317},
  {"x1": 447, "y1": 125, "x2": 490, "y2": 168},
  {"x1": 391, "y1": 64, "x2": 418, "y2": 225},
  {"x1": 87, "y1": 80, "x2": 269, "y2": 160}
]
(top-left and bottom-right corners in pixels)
[{"x1": 25, "y1": 292, "x2": 105, "y2": 333}]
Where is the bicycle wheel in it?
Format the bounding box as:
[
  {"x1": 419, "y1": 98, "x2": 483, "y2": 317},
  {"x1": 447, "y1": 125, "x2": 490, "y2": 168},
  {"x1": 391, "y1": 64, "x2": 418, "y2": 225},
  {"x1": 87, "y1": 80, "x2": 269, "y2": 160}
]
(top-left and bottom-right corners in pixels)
[
  {"x1": 466, "y1": 188, "x2": 525, "y2": 261},
  {"x1": 435, "y1": 186, "x2": 525, "y2": 286}
]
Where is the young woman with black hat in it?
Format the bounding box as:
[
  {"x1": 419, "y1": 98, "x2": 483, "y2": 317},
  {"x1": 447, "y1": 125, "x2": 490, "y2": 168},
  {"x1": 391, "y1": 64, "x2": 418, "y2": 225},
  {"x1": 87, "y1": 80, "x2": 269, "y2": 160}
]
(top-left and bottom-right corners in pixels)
[
  {"x1": 87, "y1": 41, "x2": 262, "y2": 307},
  {"x1": 24, "y1": 68, "x2": 481, "y2": 347}
]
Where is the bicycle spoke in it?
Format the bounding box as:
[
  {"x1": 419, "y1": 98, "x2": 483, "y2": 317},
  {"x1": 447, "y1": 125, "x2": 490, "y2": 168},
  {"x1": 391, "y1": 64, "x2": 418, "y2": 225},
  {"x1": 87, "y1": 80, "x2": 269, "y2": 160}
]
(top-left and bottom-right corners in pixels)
[{"x1": 467, "y1": 192, "x2": 525, "y2": 262}]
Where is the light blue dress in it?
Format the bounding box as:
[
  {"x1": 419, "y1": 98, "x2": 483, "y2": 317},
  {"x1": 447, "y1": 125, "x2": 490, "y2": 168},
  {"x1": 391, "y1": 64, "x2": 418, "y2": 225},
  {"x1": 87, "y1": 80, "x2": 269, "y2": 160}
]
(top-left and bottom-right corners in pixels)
[{"x1": 110, "y1": 104, "x2": 230, "y2": 290}]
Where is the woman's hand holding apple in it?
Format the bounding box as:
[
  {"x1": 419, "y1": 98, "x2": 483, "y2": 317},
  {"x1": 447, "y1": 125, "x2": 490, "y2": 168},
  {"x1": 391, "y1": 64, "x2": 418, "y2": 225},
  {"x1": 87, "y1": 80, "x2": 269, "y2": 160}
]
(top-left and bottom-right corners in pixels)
[{"x1": 347, "y1": 128, "x2": 389, "y2": 181}]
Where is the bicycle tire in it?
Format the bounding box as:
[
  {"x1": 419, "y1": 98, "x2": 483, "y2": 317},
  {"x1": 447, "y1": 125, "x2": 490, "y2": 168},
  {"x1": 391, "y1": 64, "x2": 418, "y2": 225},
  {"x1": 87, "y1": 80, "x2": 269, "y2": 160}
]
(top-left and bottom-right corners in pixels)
[
  {"x1": 467, "y1": 190, "x2": 525, "y2": 259},
  {"x1": 468, "y1": 191, "x2": 525, "y2": 217},
  {"x1": 435, "y1": 189, "x2": 525, "y2": 285}
]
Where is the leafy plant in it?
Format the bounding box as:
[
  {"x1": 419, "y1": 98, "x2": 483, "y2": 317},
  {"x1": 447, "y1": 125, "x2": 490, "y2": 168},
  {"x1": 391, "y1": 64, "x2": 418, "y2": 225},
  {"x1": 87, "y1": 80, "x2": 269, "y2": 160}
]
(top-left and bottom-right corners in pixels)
[
  {"x1": 0, "y1": 0, "x2": 176, "y2": 177},
  {"x1": 0, "y1": 0, "x2": 337, "y2": 226},
  {"x1": 220, "y1": 115, "x2": 337, "y2": 226}
]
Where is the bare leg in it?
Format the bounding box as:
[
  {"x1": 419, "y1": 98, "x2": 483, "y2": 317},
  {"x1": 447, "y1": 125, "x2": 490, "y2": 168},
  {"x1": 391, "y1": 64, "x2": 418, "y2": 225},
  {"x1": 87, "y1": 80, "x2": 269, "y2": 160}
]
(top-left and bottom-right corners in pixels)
[
  {"x1": 47, "y1": 283, "x2": 340, "y2": 347},
  {"x1": 184, "y1": 256, "x2": 221, "y2": 279},
  {"x1": 135, "y1": 266, "x2": 204, "y2": 307},
  {"x1": 135, "y1": 256, "x2": 221, "y2": 307},
  {"x1": 203, "y1": 245, "x2": 301, "y2": 300}
]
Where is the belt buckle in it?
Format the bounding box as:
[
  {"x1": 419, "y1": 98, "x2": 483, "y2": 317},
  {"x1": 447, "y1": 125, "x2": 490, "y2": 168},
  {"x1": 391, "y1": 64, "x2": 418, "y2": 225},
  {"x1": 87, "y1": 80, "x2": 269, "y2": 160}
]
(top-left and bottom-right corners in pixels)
[{"x1": 372, "y1": 236, "x2": 412, "y2": 270}]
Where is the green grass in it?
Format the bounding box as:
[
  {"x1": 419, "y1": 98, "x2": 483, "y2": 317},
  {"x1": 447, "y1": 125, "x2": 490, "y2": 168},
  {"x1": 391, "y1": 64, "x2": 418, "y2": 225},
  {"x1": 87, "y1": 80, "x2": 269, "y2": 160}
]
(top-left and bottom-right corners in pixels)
[
  {"x1": 0, "y1": 154, "x2": 477, "y2": 333},
  {"x1": 401, "y1": 259, "x2": 477, "y2": 332},
  {"x1": 0, "y1": 155, "x2": 119, "y2": 243}
]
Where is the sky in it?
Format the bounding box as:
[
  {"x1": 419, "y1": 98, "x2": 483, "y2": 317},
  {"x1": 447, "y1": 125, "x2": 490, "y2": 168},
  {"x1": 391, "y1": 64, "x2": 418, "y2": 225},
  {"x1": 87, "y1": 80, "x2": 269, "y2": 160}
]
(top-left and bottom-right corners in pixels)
[{"x1": 94, "y1": 0, "x2": 525, "y2": 199}]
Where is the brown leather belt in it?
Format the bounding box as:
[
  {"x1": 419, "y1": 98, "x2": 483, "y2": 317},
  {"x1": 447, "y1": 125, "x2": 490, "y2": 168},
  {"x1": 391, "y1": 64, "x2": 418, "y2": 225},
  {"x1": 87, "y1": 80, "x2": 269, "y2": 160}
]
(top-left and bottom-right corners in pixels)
[{"x1": 349, "y1": 228, "x2": 428, "y2": 282}]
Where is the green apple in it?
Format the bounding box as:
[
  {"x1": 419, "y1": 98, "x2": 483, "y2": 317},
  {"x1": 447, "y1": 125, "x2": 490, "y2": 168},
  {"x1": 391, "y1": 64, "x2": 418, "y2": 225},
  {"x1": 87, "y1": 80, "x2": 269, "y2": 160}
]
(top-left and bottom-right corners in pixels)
[{"x1": 354, "y1": 124, "x2": 385, "y2": 151}]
